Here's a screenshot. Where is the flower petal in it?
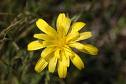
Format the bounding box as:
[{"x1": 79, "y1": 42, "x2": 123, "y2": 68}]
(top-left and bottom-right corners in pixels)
[
  {"x1": 65, "y1": 54, "x2": 70, "y2": 67},
  {"x1": 48, "y1": 56, "x2": 57, "y2": 73},
  {"x1": 71, "y1": 22, "x2": 86, "y2": 33},
  {"x1": 41, "y1": 47, "x2": 55, "y2": 59},
  {"x1": 70, "y1": 53, "x2": 84, "y2": 70},
  {"x1": 58, "y1": 60, "x2": 67, "y2": 78},
  {"x1": 66, "y1": 32, "x2": 79, "y2": 42},
  {"x1": 69, "y1": 42, "x2": 98, "y2": 55},
  {"x1": 64, "y1": 46, "x2": 75, "y2": 58},
  {"x1": 54, "y1": 49, "x2": 60, "y2": 59},
  {"x1": 42, "y1": 41, "x2": 55, "y2": 47},
  {"x1": 83, "y1": 44, "x2": 98, "y2": 55},
  {"x1": 35, "y1": 57, "x2": 48, "y2": 73},
  {"x1": 76, "y1": 32, "x2": 92, "y2": 41},
  {"x1": 27, "y1": 40, "x2": 45, "y2": 51},
  {"x1": 36, "y1": 19, "x2": 57, "y2": 36},
  {"x1": 34, "y1": 34, "x2": 54, "y2": 41},
  {"x1": 62, "y1": 50, "x2": 70, "y2": 67},
  {"x1": 57, "y1": 13, "x2": 71, "y2": 35}
]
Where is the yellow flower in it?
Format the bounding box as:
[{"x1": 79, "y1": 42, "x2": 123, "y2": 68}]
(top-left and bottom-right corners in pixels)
[{"x1": 27, "y1": 13, "x2": 98, "y2": 78}]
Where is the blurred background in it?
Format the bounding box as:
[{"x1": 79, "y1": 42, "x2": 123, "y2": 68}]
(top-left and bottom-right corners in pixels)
[{"x1": 0, "y1": 0, "x2": 126, "y2": 84}]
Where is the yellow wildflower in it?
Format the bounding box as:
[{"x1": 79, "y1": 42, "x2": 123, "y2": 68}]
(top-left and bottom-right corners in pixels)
[{"x1": 27, "y1": 13, "x2": 98, "y2": 78}]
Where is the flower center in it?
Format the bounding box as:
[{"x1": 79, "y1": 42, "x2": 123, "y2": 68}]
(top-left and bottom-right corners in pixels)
[{"x1": 55, "y1": 37, "x2": 67, "y2": 48}]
